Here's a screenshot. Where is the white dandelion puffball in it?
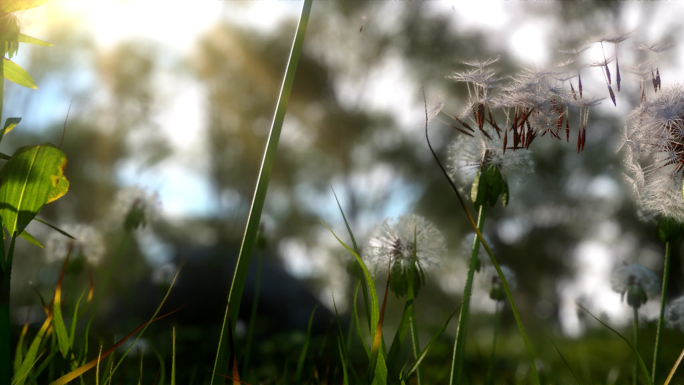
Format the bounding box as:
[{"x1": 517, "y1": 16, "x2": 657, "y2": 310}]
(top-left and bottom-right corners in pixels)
[
  {"x1": 366, "y1": 214, "x2": 446, "y2": 271},
  {"x1": 622, "y1": 84, "x2": 684, "y2": 222},
  {"x1": 45, "y1": 224, "x2": 106, "y2": 265},
  {"x1": 665, "y1": 296, "x2": 684, "y2": 332},
  {"x1": 485, "y1": 265, "x2": 517, "y2": 291},
  {"x1": 610, "y1": 263, "x2": 660, "y2": 298},
  {"x1": 448, "y1": 132, "x2": 534, "y2": 191},
  {"x1": 111, "y1": 185, "x2": 161, "y2": 230}
]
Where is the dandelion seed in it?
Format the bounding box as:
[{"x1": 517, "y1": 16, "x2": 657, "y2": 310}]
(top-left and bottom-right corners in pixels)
[
  {"x1": 427, "y1": 95, "x2": 445, "y2": 122},
  {"x1": 366, "y1": 214, "x2": 446, "y2": 297}
]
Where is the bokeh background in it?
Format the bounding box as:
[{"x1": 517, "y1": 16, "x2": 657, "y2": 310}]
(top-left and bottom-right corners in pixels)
[{"x1": 7, "y1": 1, "x2": 684, "y2": 383}]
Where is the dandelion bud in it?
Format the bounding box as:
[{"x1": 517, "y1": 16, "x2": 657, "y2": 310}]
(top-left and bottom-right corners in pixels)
[{"x1": 626, "y1": 278, "x2": 648, "y2": 310}]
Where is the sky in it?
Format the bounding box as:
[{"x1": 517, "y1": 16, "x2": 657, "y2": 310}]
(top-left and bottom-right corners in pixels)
[{"x1": 12, "y1": 0, "x2": 684, "y2": 334}]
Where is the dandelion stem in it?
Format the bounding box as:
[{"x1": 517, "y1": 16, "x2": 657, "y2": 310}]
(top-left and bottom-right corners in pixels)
[
  {"x1": 653, "y1": 241, "x2": 671, "y2": 383},
  {"x1": 634, "y1": 306, "x2": 640, "y2": 385},
  {"x1": 408, "y1": 270, "x2": 423, "y2": 385},
  {"x1": 451, "y1": 204, "x2": 486, "y2": 385},
  {"x1": 425, "y1": 91, "x2": 539, "y2": 385},
  {"x1": 486, "y1": 302, "x2": 501, "y2": 385}
]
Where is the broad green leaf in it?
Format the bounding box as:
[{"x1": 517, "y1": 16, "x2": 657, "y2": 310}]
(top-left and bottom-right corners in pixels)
[
  {"x1": 19, "y1": 230, "x2": 42, "y2": 247},
  {"x1": 46, "y1": 175, "x2": 69, "y2": 204},
  {"x1": 0, "y1": 143, "x2": 67, "y2": 236},
  {"x1": 1, "y1": 0, "x2": 51, "y2": 12},
  {"x1": 18, "y1": 33, "x2": 52, "y2": 47},
  {"x1": 3, "y1": 59, "x2": 37, "y2": 89}
]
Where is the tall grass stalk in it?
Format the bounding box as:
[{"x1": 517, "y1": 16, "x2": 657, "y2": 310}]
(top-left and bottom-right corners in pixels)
[
  {"x1": 423, "y1": 94, "x2": 539, "y2": 385},
  {"x1": 653, "y1": 241, "x2": 671, "y2": 383},
  {"x1": 451, "y1": 205, "x2": 485, "y2": 383},
  {"x1": 212, "y1": 2, "x2": 312, "y2": 382}
]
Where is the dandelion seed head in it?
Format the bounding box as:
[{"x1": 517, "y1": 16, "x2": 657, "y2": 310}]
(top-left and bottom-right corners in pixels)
[
  {"x1": 610, "y1": 263, "x2": 660, "y2": 298},
  {"x1": 448, "y1": 132, "x2": 534, "y2": 190},
  {"x1": 623, "y1": 84, "x2": 684, "y2": 221},
  {"x1": 666, "y1": 296, "x2": 684, "y2": 332},
  {"x1": 110, "y1": 186, "x2": 162, "y2": 230},
  {"x1": 45, "y1": 224, "x2": 106, "y2": 266},
  {"x1": 366, "y1": 214, "x2": 446, "y2": 271}
]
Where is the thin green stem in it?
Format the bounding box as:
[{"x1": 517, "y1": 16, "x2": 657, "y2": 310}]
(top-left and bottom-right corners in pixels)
[
  {"x1": 213, "y1": 2, "x2": 312, "y2": 382},
  {"x1": 450, "y1": 204, "x2": 485, "y2": 385},
  {"x1": 634, "y1": 306, "x2": 639, "y2": 385},
  {"x1": 408, "y1": 281, "x2": 422, "y2": 384},
  {"x1": 486, "y1": 303, "x2": 501, "y2": 385},
  {"x1": 242, "y1": 250, "x2": 263, "y2": 378},
  {"x1": 653, "y1": 241, "x2": 671, "y2": 384}
]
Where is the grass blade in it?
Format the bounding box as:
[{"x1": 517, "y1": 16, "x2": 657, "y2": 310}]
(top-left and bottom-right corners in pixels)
[
  {"x1": 103, "y1": 268, "x2": 181, "y2": 384},
  {"x1": 171, "y1": 327, "x2": 176, "y2": 385},
  {"x1": 549, "y1": 339, "x2": 580, "y2": 385},
  {"x1": 386, "y1": 299, "x2": 412, "y2": 371},
  {"x1": 353, "y1": 281, "x2": 370, "y2": 358},
  {"x1": 323, "y1": 223, "x2": 379, "y2": 348},
  {"x1": 338, "y1": 337, "x2": 349, "y2": 385},
  {"x1": 332, "y1": 294, "x2": 360, "y2": 383},
  {"x1": 53, "y1": 249, "x2": 73, "y2": 358},
  {"x1": 664, "y1": 343, "x2": 684, "y2": 385},
  {"x1": 13, "y1": 312, "x2": 30, "y2": 373},
  {"x1": 295, "y1": 306, "x2": 318, "y2": 383},
  {"x1": 213, "y1": 2, "x2": 313, "y2": 382},
  {"x1": 367, "y1": 266, "x2": 391, "y2": 385},
  {"x1": 332, "y1": 187, "x2": 372, "y2": 329},
  {"x1": 50, "y1": 307, "x2": 181, "y2": 385},
  {"x1": 401, "y1": 307, "x2": 459, "y2": 380},
  {"x1": 578, "y1": 304, "x2": 652, "y2": 385}
]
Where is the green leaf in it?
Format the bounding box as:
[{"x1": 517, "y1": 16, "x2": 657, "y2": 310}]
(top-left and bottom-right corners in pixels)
[
  {"x1": 386, "y1": 300, "x2": 412, "y2": 371},
  {"x1": 3, "y1": 59, "x2": 37, "y2": 89},
  {"x1": 3, "y1": 117, "x2": 21, "y2": 137},
  {"x1": 19, "y1": 230, "x2": 42, "y2": 247},
  {"x1": 0, "y1": 143, "x2": 68, "y2": 236},
  {"x1": 18, "y1": 33, "x2": 52, "y2": 47},
  {"x1": 46, "y1": 175, "x2": 69, "y2": 204},
  {"x1": 1, "y1": 0, "x2": 51, "y2": 12}
]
